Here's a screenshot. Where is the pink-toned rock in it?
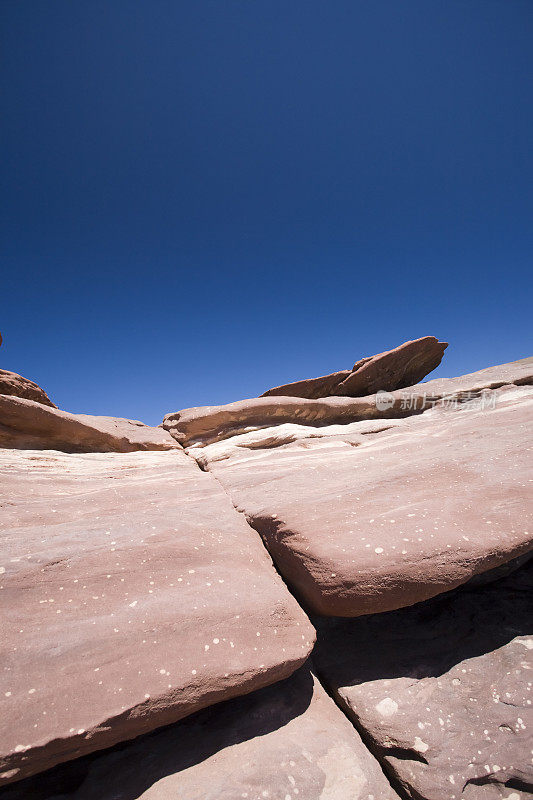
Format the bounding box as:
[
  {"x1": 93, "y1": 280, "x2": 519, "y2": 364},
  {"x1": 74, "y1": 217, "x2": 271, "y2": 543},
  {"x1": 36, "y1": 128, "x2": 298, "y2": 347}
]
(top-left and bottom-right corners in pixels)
[
  {"x1": 0, "y1": 394, "x2": 179, "y2": 452},
  {"x1": 261, "y1": 369, "x2": 352, "y2": 400},
  {"x1": 164, "y1": 357, "x2": 533, "y2": 447},
  {"x1": 314, "y1": 561, "x2": 533, "y2": 800},
  {"x1": 337, "y1": 335, "x2": 448, "y2": 396},
  {"x1": 261, "y1": 336, "x2": 447, "y2": 398},
  {"x1": 2, "y1": 669, "x2": 399, "y2": 800},
  {"x1": 0, "y1": 449, "x2": 314, "y2": 786},
  {"x1": 0, "y1": 369, "x2": 56, "y2": 408},
  {"x1": 191, "y1": 383, "x2": 533, "y2": 615}
]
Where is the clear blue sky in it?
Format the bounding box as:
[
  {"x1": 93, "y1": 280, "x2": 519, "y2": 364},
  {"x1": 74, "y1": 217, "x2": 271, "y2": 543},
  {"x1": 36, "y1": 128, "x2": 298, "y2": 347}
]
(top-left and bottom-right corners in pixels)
[{"x1": 2, "y1": 1, "x2": 532, "y2": 425}]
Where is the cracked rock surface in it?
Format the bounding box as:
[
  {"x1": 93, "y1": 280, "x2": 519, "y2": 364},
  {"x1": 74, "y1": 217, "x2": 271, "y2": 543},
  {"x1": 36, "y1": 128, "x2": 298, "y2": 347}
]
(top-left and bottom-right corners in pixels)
[
  {"x1": 190, "y1": 384, "x2": 533, "y2": 615},
  {"x1": 1, "y1": 346, "x2": 532, "y2": 797},
  {"x1": 0, "y1": 449, "x2": 314, "y2": 785},
  {"x1": 2, "y1": 668, "x2": 400, "y2": 800},
  {"x1": 313, "y1": 562, "x2": 533, "y2": 800}
]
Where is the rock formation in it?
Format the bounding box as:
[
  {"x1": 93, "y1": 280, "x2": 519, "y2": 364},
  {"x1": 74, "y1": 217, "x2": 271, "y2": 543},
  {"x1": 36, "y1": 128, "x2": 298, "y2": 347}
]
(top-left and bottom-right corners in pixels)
[
  {"x1": 0, "y1": 449, "x2": 313, "y2": 784},
  {"x1": 0, "y1": 369, "x2": 56, "y2": 408},
  {"x1": 0, "y1": 395, "x2": 179, "y2": 452},
  {"x1": 261, "y1": 335, "x2": 448, "y2": 398},
  {"x1": 1, "y1": 338, "x2": 531, "y2": 799},
  {"x1": 313, "y1": 562, "x2": 533, "y2": 800}
]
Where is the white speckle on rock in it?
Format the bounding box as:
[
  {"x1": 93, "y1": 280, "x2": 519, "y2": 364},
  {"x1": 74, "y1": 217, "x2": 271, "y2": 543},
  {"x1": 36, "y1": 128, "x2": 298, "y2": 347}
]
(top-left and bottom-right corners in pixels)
[
  {"x1": 413, "y1": 736, "x2": 429, "y2": 753},
  {"x1": 375, "y1": 697, "x2": 398, "y2": 716}
]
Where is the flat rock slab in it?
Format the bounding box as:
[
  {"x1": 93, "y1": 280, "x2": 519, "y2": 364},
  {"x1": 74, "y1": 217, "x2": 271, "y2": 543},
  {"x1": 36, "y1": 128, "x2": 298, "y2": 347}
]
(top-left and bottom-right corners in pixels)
[
  {"x1": 0, "y1": 449, "x2": 314, "y2": 786},
  {"x1": 313, "y1": 562, "x2": 533, "y2": 800},
  {"x1": 0, "y1": 394, "x2": 179, "y2": 452},
  {"x1": 196, "y1": 386, "x2": 533, "y2": 615},
  {"x1": 3, "y1": 668, "x2": 400, "y2": 800},
  {"x1": 261, "y1": 336, "x2": 447, "y2": 399},
  {"x1": 164, "y1": 357, "x2": 533, "y2": 447}
]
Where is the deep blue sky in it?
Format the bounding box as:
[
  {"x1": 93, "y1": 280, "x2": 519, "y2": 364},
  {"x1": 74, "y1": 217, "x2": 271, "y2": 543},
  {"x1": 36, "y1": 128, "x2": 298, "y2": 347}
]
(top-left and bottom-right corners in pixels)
[{"x1": 2, "y1": 1, "x2": 532, "y2": 425}]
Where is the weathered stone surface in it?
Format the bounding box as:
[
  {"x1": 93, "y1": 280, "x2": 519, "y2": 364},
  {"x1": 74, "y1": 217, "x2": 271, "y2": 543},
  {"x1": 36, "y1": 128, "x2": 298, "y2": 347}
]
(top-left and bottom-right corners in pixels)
[
  {"x1": 337, "y1": 336, "x2": 448, "y2": 396},
  {"x1": 0, "y1": 369, "x2": 56, "y2": 408},
  {"x1": 313, "y1": 562, "x2": 533, "y2": 800},
  {"x1": 192, "y1": 384, "x2": 533, "y2": 615},
  {"x1": 163, "y1": 357, "x2": 533, "y2": 447},
  {"x1": 0, "y1": 394, "x2": 179, "y2": 452},
  {"x1": 261, "y1": 336, "x2": 447, "y2": 399},
  {"x1": 2, "y1": 668, "x2": 399, "y2": 800},
  {"x1": 262, "y1": 369, "x2": 352, "y2": 400},
  {"x1": 0, "y1": 449, "x2": 314, "y2": 786}
]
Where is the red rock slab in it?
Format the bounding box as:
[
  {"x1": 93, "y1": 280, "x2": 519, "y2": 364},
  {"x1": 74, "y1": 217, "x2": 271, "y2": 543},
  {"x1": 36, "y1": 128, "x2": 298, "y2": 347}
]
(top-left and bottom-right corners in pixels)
[
  {"x1": 261, "y1": 369, "x2": 352, "y2": 399},
  {"x1": 163, "y1": 357, "x2": 533, "y2": 447},
  {"x1": 313, "y1": 562, "x2": 533, "y2": 800},
  {"x1": 0, "y1": 449, "x2": 314, "y2": 786},
  {"x1": 0, "y1": 369, "x2": 56, "y2": 407},
  {"x1": 198, "y1": 386, "x2": 533, "y2": 616},
  {"x1": 337, "y1": 336, "x2": 448, "y2": 396},
  {"x1": 261, "y1": 337, "x2": 447, "y2": 399},
  {"x1": 2, "y1": 668, "x2": 400, "y2": 800},
  {"x1": 0, "y1": 394, "x2": 179, "y2": 452}
]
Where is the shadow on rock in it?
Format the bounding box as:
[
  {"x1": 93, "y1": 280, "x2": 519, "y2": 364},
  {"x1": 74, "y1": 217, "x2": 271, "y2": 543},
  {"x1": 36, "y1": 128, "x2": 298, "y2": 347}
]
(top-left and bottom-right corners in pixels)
[
  {"x1": 313, "y1": 559, "x2": 533, "y2": 686},
  {"x1": 1, "y1": 668, "x2": 314, "y2": 800}
]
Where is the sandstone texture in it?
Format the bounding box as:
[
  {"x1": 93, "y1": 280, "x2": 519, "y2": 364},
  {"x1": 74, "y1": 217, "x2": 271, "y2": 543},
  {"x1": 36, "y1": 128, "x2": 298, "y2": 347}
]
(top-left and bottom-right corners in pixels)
[
  {"x1": 261, "y1": 336, "x2": 447, "y2": 398},
  {"x1": 189, "y1": 383, "x2": 533, "y2": 615},
  {"x1": 0, "y1": 395, "x2": 179, "y2": 452},
  {"x1": 164, "y1": 356, "x2": 533, "y2": 447},
  {"x1": 313, "y1": 562, "x2": 533, "y2": 800},
  {"x1": 0, "y1": 369, "x2": 56, "y2": 408},
  {"x1": 2, "y1": 340, "x2": 532, "y2": 797},
  {"x1": 3, "y1": 669, "x2": 399, "y2": 800},
  {"x1": 0, "y1": 449, "x2": 314, "y2": 785}
]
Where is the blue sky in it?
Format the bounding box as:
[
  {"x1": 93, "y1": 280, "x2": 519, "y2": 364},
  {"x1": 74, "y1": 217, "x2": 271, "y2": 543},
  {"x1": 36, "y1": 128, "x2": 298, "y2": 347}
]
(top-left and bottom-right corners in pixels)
[{"x1": 2, "y1": 1, "x2": 532, "y2": 425}]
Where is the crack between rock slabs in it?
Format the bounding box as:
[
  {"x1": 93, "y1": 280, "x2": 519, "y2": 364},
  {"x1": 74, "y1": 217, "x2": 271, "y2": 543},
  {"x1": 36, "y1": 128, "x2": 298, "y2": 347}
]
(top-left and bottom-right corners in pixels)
[
  {"x1": 180, "y1": 447, "x2": 318, "y2": 621},
  {"x1": 311, "y1": 661, "x2": 426, "y2": 800},
  {"x1": 180, "y1": 447, "x2": 416, "y2": 800}
]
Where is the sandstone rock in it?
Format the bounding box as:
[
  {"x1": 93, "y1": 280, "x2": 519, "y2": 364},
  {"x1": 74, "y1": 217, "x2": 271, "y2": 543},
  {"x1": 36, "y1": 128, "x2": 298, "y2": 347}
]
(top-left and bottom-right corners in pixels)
[
  {"x1": 0, "y1": 369, "x2": 56, "y2": 408},
  {"x1": 261, "y1": 336, "x2": 448, "y2": 398},
  {"x1": 2, "y1": 668, "x2": 399, "y2": 800},
  {"x1": 313, "y1": 561, "x2": 533, "y2": 800},
  {"x1": 261, "y1": 369, "x2": 352, "y2": 400},
  {"x1": 337, "y1": 335, "x2": 448, "y2": 396},
  {"x1": 164, "y1": 357, "x2": 533, "y2": 447},
  {"x1": 0, "y1": 395, "x2": 179, "y2": 452},
  {"x1": 191, "y1": 384, "x2": 533, "y2": 615},
  {"x1": 0, "y1": 449, "x2": 314, "y2": 786}
]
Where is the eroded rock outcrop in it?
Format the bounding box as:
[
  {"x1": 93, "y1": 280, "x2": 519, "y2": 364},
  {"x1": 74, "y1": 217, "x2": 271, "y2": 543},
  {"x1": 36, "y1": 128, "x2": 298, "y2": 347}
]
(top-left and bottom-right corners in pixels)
[
  {"x1": 313, "y1": 561, "x2": 533, "y2": 800},
  {"x1": 2, "y1": 669, "x2": 399, "y2": 800},
  {"x1": 0, "y1": 395, "x2": 179, "y2": 452},
  {"x1": 164, "y1": 356, "x2": 533, "y2": 447},
  {"x1": 184, "y1": 383, "x2": 533, "y2": 615},
  {"x1": 261, "y1": 336, "x2": 448, "y2": 398},
  {"x1": 2, "y1": 346, "x2": 532, "y2": 796},
  {"x1": 0, "y1": 369, "x2": 56, "y2": 408},
  {"x1": 0, "y1": 449, "x2": 314, "y2": 785}
]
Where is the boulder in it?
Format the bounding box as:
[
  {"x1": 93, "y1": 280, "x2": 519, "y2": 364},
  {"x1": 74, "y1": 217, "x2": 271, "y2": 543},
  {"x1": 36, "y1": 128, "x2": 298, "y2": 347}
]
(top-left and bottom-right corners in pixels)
[
  {"x1": 261, "y1": 336, "x2": 448, "y2": 398},
  {"x1": 190, "y1": 383, "x2": 533, "y2": 615},
  {"x1": 0, "y1": 369, "x2": 56, "y2": 408},
  {"x1": 313, "y1": 561, "x2": 533, "y2": 800},
  {"x1": 337, "y1": 335, "x2": 448, "y2": 396},
  {"x1": 163, "y1": 357, "x2": 533, "y2": 447},
  {"x1": 2, "y1": 668, "x2": 399, "y2": 800},
  {"x1": 0, "y1": 449, "x2": 314, "y2": 786},
  {"x1": 0, "y1": 394, "x2": 179, "y2": 452}
]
